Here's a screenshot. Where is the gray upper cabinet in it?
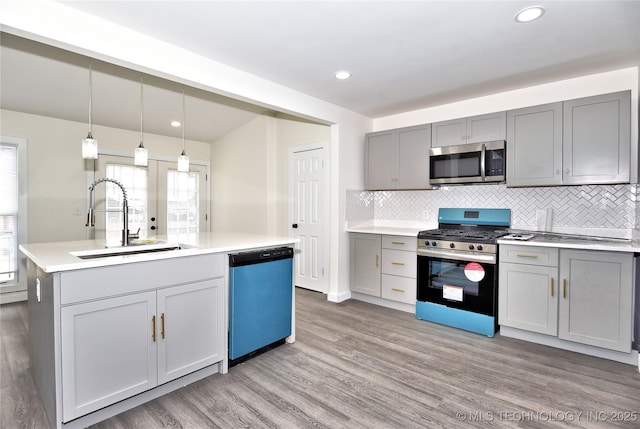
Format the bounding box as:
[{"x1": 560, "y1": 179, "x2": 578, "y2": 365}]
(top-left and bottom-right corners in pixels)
[
  {"x1": 563, "y1": 91, "x2": 631, "y2": 185},
  {"x1": 365, "y1": 124, "x2": 431, "y2": 190},
  {"x1": 507, "y1": 103, "x2": 563, "y2": 186},
  {"x1": 431, "y1": 111, "x2": 506, "y2": 147},
  {"x1": 507, "y1": 91, "x2": 631, "y2": 187}
]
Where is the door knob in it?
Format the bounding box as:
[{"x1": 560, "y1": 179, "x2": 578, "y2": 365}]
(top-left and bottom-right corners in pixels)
[
  {"x1": 150, "y1": 226, "x2": 156, "y2": 230},
  {"x1": 292, "y1": 223, "x2": 298, "y2": 229},
  {"x1": 150, "y1": 217, "x2": 156, "y2": 222}
]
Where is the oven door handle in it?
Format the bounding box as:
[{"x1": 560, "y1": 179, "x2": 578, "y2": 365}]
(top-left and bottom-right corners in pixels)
[{"x1": 417, "y1": 248, "x2": 497, "y2": 264}]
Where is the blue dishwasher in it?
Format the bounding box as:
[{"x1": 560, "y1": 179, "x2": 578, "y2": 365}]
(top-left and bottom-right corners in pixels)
[{"x1": 228, "y1": 247, "x2": 293, "y2": 364}]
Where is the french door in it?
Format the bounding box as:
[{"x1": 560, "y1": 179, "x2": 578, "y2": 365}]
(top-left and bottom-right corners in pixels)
[{"x1": 94, "y1": 155, "x2": 207, "y2": 246}]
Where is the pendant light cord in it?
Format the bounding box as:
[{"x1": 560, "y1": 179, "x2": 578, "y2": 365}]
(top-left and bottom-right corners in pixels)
[
  {"x1": 182, "y1": 87, "x2": 186, "y2": 154},
  {"x1": 88, "y1": 63, "x2": 93, "y2": 137},
  {"x1": 140, "y1": 77, "x2": 144, "y2": 145}
]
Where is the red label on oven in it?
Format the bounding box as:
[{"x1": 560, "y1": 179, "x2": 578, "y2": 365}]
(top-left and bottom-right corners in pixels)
[{"x1": 464, "y1": 262, "x2": 485, "y2": 282}]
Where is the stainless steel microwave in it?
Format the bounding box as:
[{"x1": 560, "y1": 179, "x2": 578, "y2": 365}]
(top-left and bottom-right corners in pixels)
[{"x1": 429, "y1": 140, "x2": 505, "y2": 185}]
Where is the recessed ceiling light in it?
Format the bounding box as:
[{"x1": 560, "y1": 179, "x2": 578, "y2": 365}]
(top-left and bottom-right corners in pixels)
[
  {"x1": 334, "y1": 70, "x2": 352, "y2": 80},
  {"x1": 515, "y1": 6, "x2": 545, "y2": 23},
  {"x1": 170, "y1": 120, "x2": 182, "y2": 127}
]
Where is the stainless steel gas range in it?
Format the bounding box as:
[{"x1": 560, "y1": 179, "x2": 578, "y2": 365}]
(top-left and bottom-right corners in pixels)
[{"x1": 416, "y1": 208, "x2": 511, "y2": 337}]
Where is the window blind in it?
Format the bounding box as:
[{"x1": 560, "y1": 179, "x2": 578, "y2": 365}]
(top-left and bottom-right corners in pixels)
[{"x1": 0, "y1": 144, "x2": 18, "y2": 283}]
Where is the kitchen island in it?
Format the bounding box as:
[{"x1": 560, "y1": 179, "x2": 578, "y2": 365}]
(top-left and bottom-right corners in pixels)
[{"x1": 20, "y1": 232, "x2": 298, "y2": 429}]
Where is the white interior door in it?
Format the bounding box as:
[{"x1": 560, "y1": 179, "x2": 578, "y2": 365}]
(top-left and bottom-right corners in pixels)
[
  {"x1": 94, "y1": 155, "x2": 207, "y2": 245},
  {"x1": 290, "y1": 145, "x2": 327, "y2": 293}
]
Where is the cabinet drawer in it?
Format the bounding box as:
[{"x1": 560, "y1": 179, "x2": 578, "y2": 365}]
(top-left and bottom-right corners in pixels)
[
  {"x1": 381, "y1": 249, "x2": 416, "y2": 278},
  {"x1": 500, "y1": 245, "x2": 558, "y2": 267},
  {"x1": 381, "y1": 274, "x2": 416, "y2": 304},
  {"x1": 382, "y1": 235, "x2": 417, "y2": 251}
]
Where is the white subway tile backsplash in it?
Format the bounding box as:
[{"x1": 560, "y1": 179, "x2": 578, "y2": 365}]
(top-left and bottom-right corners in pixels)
[{"x1": 346, "y1": 184, "x2": 639, "y2": 233}]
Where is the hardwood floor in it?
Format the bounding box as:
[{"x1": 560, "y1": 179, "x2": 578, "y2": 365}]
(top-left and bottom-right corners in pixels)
[{"x1": 2, "y1": 287, "x2": 639, "y2": 428}]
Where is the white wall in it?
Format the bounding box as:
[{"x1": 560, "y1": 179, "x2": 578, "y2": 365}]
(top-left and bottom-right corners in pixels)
[
  {"x1": 374, "y1": 67, "x2": 639, "y2": 181},
  {"x1": 1, "y1": 109, "x2": 210, "y2": 244},
  {"x1": 210, "y1": 115, "x2": 331, "y2": 236},
  {"x1": 210, "y1": 116, "x2": 270, "y2": 234}
]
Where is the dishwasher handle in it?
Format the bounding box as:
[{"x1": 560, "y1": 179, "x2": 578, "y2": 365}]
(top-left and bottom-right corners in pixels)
[{"x1": 229, "y1": 247, "x2": 293, "y2": 267}]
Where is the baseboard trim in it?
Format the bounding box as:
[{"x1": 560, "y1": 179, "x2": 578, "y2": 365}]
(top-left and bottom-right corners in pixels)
[
  {"x1": 350, "y1": 292, "x2": 415, "y2": 313},
  {"x1": 500, "y1": 326, "x2": 639, "y2": 366}
]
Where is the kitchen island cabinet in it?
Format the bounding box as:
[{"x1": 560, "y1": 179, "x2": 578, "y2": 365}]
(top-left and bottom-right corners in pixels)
[
  {"x1": 21, "y1": 232, "x2": 297, "y2": 429},
  {"x1": 498, "y1": 243, "x2": 636, "y2": 364},
  {"x1": 364, "y1": 124, "x2": 431, "y2": 190}
]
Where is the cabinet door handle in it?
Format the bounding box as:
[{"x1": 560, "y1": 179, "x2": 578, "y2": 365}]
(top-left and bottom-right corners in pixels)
[
  {"x1": 563, "y1": 279, "x2": 567, "y2": 298},
  {"x1": 391, "y1": 262, "x2": 405, "y2": 266},
  {"x1": 391, "y1": 288, "x2": 405, "y2": 293},
  {"x1": 550, "y1": 278, "x2": 555, "y2": 297},
  {"x1": 376, "y1": 255, "x2": 379, "y2": 268},
  {"x1": 161, "y1": 313, "x2": 165, "y2": 339},
  {"x1": 391, "y1": 241, "x2": 405, "y2": 245},
  {"x1": 516, "y1": 253, "x2": 538, "y2": 259},
  {"x1": 151, "y1": 315, "x2": 156, "y2": 342}
]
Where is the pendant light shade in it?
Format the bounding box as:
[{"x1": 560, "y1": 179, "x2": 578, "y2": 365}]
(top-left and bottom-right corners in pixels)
[
  {"x1": 177, "y1": 88, "x2": 189, "y2": 172},
  {"x1": 135, "y1": 142, "x2": 148, "y2": 167},
  {"x1": 82, "y1": 63, "x2": 98, "y2": 159},
  {"x1": 177, "y1": 150, "x2": 189, "y2": 172},
  {"x1": 134, "y1": 77, "x2": 149, "y2": 166}
]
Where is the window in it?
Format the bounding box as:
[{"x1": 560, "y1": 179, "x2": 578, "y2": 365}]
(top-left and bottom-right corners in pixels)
[
  {"x1": 105, "y1": 163, "x2": 149, "y2": 245},
  {"x1": 166, "y1": 170, "x2": 200, "y2": 242},
  {"x1": 0, "y1": 137, "x2": 27, "y2": 293},
  {"x1": 95, "y1": 155, "x2": 207, "y2": 246}
]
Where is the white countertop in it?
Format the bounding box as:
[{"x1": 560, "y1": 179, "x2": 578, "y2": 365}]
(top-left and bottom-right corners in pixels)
[
  {"x1": 346, "y1": 220, "x2": 434, "y2": 237},
  {"x1": 20, "y1": 232, "x2": 300, "y2": 273},
  {"x1": 498, "y1": 234, "x2": 640, "y2": 253}
]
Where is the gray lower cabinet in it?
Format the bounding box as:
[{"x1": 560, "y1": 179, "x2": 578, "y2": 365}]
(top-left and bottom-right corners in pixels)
[
  {"x1": 506, "y1": 91, "x2": 631, "y2": 187},
  {"x1": 558, "y1": 249, "x2": 633, "y2": 353},
  {"x1": 431, "y1": 111, "x2": 506, "y2": 147},
  {"x1": 350, "y1": 234, "x2": 417, "y2": 304},
  {"x1": 365, "y1": 124, "x2": 431, "y2": 190},
  {"x1": 350, "y1": 233, "x2": 381, "y2": 296},
  {"x1": 499, "y1": 245, "x2": 633, "y2": 353},
  {"x1": 499, "y1": 246, "x2": 559, "y2": 336}
]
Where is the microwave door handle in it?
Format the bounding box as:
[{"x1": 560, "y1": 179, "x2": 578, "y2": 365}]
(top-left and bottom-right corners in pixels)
[{"x1": 480, "y1": 143, "x2": 486, "y2": 181}]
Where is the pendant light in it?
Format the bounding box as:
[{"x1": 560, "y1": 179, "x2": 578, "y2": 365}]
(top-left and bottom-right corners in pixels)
[
  {"x1": 81, "y1": 63, "x2": 98, "y2": 159},
  {"x1": 177, "y1": 87, "x2": 189, "y2": 172},
  {"x1": 134, "y1": 77, "x2": 148, "y2": 166}
]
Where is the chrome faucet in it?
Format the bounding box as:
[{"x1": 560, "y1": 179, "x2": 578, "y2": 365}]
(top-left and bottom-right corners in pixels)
[{"x1": 86, "y1": 178, "x2": 137, "y2": 246}]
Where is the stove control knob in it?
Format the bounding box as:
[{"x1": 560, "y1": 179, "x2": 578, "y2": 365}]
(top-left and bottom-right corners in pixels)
[
  {"x1": 477, "y1": 245, "x2": 483, "y2": 251},
  {"x1": 468, "y1": 244, "x2": 475, "y2": 250},
  {"x1": 449, "y1": 243, "x2": 455, "y2": 249},
  {"x1": 431, "y1": 241, "x2": 437, "y2": 247}
]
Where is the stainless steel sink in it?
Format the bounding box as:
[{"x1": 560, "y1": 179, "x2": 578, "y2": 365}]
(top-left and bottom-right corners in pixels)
[{"x1": 70, "y1": 244, "x2": 182, "y2": 259}]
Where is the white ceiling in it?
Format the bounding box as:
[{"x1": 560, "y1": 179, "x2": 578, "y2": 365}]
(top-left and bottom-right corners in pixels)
[{"x1": 2, "y1": 1, "x2": 639, "y2": 142}]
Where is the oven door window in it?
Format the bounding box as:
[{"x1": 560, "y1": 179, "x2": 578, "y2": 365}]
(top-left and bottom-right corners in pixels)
[{"x1": 417, "y1": 257, "x2": 496, "y2": 316}]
